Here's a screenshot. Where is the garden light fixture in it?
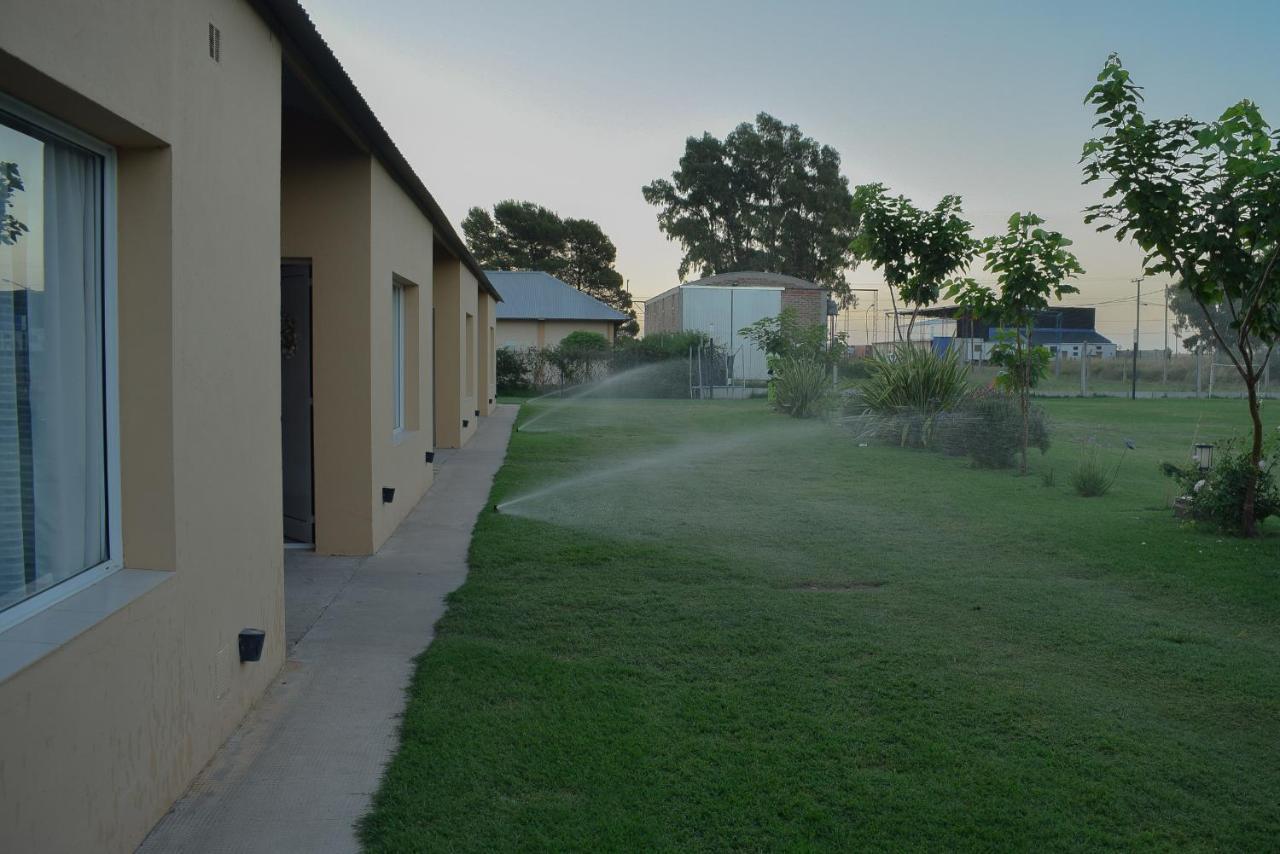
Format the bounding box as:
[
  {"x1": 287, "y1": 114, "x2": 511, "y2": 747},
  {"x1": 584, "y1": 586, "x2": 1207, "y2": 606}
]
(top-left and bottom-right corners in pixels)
[
  {"x1": 238, "y1": 629, "x2": 266, "y2": 663},
  {"x1": 1192, "y1": 443, "x2": 1215, "y2": 471}
]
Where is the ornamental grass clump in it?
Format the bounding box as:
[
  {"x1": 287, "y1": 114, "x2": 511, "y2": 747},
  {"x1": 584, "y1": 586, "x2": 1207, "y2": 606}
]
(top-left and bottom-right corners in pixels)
[
  {"x1": 859, "y1": 345, "x2": 969, "y2": 447},
  {"x1": 772, "y1": 356, "x2": 833, "y2": 418},
  {"x1": 1071, "y1": 438, "x2": 1134, "y2": 497}
]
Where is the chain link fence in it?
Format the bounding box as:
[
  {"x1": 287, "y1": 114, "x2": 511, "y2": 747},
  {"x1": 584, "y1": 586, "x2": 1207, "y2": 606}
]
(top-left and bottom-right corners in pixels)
[{"x1": 963, "y1": 350, "x2": 1278, "y2": 399}]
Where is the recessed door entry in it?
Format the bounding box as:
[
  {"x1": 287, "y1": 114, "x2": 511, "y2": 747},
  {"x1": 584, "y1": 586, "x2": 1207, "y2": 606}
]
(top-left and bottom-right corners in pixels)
[{"x1": 281, "y1": 262, "x2": 314, "y2": 544}]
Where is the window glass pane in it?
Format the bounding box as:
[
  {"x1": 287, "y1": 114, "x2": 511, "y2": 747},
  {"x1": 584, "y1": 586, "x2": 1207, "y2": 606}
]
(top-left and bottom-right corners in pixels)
[{"x1": 0, "y1": 117, "x2": 107, "y2": 612}]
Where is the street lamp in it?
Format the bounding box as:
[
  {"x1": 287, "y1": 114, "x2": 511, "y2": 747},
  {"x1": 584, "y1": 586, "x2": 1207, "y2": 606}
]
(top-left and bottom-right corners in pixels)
[{"x1": 1192, "y1": 443, "x2": 1215, "y2": 472}]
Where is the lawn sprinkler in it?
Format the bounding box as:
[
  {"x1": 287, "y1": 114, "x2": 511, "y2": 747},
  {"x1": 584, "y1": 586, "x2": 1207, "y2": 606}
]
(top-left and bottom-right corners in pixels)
[{"x1": 493, "y1": 503, "x2": 503, "y2": 514}]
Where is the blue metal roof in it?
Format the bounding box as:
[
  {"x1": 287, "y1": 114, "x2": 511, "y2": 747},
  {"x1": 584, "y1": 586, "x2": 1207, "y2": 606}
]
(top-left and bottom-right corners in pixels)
[
  {"x1": 1028, "y1": 328, "x2": 1115, "y2": 346},
  {"x1": 487, "y1": 271, "x2": 630, "y2": 323}
]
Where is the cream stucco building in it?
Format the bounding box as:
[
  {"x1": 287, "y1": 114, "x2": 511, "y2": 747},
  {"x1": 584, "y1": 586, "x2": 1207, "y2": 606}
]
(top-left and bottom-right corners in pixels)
[
  {"x1": 0, "y1": 2, "x2": 499, "y2": 850},
  {"x1": 490, "y1": 269, "x2": 630, "y2": 349}
]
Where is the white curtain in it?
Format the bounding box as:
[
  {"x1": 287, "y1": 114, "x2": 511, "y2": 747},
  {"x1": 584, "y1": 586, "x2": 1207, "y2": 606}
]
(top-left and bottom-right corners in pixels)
[
  {"x1": 0, "y1": 130, "x2": 105, "y2": 610},
  {"x1": 31, "y1": 139, "x2": 106, "y2": 589}
]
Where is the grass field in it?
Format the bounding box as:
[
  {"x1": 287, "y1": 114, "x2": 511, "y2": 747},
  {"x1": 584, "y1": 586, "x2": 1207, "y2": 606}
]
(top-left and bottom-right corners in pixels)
[{"x1": 361, "y1": 397, "x2": 1280, "y2": 851}]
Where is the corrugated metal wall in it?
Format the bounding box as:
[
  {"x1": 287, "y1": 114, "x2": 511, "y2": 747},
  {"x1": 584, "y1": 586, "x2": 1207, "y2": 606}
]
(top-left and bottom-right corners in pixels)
[{"x1": 681, "y1": 287, "x2": 782, "y2": 381}]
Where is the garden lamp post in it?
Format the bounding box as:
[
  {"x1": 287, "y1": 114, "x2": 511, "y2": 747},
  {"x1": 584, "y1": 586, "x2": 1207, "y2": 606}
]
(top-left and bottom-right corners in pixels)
[{"x1": 1192, "y1": 443, "x2": 1215, "y2": 472}]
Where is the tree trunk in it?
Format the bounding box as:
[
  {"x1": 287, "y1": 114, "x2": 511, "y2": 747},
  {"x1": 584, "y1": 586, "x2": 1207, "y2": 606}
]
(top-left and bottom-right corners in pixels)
[{"x1": 1242, "y1": 376, "x2": 1263, "y2": 537}]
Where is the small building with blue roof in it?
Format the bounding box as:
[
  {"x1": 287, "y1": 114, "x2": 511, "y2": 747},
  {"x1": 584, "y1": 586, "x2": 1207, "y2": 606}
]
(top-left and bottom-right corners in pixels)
[{"x1": 489, "y1": 270, "x2": 630, "y2": 349}]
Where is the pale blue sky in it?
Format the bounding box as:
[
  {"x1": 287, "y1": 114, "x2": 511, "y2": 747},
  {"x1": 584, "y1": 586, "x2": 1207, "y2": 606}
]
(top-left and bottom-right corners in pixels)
[{"x1": 302, "y1": 0, "x2": 1280, "y2": 346}]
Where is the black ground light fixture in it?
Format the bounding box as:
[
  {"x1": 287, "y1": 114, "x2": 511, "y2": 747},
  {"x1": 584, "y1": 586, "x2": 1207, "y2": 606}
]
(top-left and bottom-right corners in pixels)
[
  {"x1": 382, "y1": 486, "x2": 395, "y2": 503},
  {"x1": 475, "y1": 409, "x2": 480, "y2": 417},
  {"x1": 238, "y1": 629, "x2": 266, "y2": 663},
  {"x1": 424, "y1": 451, "x2": 435, "y2": 464},
  {"x1": 462, "y1": 419, "x2": 469, "y2": 428}
]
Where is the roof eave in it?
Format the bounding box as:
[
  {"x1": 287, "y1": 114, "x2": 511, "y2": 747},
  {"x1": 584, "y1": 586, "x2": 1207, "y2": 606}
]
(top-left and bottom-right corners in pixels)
[{"x1": 251, "y1": 0, "x2": 501, "y2": 302}]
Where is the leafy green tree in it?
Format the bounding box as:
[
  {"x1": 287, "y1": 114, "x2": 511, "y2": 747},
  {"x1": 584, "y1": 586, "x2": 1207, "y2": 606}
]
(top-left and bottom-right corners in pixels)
[
  {"x1": 1081, "y1": 54, "x2": 1280, "y2": 536},
  {"x1": 561, "y1": 218, "x2": 635, "y2": 331},
  {"x1": 1169, "y1": 285, "x2": 1255, "y2": 355},
  {"x1": 989, "y1": 331, "x2": 1052, "y2": 393},
  {"x1": 463, "y1": 200, "x2": 565, "y2": 272},
  {"x1": 949, "y1": 213, "x2": 1083, "y2": 475},
  {"x1": 463, "y1": 200, "x2": 637, "y2": 333},
  {"x1": 739, "y1": 307, "x2": 845, "y2": 367},
  {"x1": 1, "y1": 162, "x2": 29, "y2": 247},
  {"x1": 850, "y1": 184, "x2": 979, "y2": 341},
  {"x1": 642, "y1": 113, "x2": 857, "y2": 303}
]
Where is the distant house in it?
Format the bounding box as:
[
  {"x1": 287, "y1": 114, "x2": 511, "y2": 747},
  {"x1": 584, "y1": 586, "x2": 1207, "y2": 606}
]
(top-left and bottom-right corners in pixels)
[
  {"x1": 642, "y1": 271, "x2": 834, "y2": 381},
  {"x1": 489, "y1": 270, "x2": 630, "y2": 349},
  {"x1": 916, "y1": 306, "x2": 1117, "y2": 361}
]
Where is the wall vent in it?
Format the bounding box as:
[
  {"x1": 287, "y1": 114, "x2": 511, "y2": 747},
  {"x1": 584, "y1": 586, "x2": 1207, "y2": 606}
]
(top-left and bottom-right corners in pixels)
[{"x1": 208, "y1": 24, "x2": 221, "y2": 62}]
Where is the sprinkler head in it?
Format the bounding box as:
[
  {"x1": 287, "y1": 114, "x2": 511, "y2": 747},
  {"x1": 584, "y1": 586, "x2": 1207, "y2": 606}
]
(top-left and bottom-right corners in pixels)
[{"x1": 493, "y1": 503, "x2": 502, "y2": 514}]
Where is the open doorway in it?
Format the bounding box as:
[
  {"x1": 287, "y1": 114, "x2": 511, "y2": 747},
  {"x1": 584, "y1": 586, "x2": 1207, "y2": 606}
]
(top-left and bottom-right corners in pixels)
[{"x1": 281, "y1": 261, "x2": 314, "y2": 546}]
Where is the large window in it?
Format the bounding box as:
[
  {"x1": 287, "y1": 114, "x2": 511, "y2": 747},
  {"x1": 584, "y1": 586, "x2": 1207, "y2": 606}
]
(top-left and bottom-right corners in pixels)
[
  {"x1": 392, "y1": 281, "x2": 405, "y2": 432},
  {"x1": 0, "y1": 104, "x2": 116, "y2": 618}
]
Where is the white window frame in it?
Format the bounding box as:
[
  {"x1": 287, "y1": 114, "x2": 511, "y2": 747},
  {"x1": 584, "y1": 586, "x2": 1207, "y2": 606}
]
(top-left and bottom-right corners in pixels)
[
  {"x1": 0, "y1": 93, "x2": 122, "y2": 633},
  {"x1": 391, "y1": 280, "x2": 406, "y2": 435}
]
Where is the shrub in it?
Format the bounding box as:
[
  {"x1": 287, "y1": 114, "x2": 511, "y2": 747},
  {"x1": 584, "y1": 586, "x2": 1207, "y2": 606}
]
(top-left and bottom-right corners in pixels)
[
  {"x1": 496, "y1": 346, "x2": 532, "y2": 395},
  {"x1": 772, "y1": 356, "x2": 833, "y2": 418},
  {"x1": 605, "y1": 359, "x2": 692, "y2": 399},
  {"x1": 1161, "y1": 438, "x2": 1280, "y2": 533},
  {"x1": 934, "y1": 388, "x2": 1050, "y2": 468},
  {"x1": 859, "y1": 345, "x2": 970, "y2": 447},
  {"x1": 548, "y1": 331, "x2": 611, "y2": 385},
  {"x1": 836, "y1": 355, "x2": 874, "y2": 380},
  {"x1": 611, "y1": 331, "x2": 709, "y2": 370}
]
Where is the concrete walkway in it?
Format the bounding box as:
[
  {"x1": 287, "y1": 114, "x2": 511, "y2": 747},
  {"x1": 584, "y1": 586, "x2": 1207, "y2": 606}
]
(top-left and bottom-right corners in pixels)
[{"x1": 138, "y1": 405, "x2": 517, "y2": 853}]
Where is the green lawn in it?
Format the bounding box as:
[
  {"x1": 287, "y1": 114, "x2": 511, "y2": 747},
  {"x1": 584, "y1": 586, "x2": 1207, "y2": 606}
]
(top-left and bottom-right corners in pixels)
[{"x1": 362, "y1": 397, "x2": 1280, "y2": 852}]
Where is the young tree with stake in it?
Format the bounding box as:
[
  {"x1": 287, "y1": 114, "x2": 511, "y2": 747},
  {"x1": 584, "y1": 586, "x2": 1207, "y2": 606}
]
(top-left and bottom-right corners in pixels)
[
  {"x1": 949, "y1": 213, "x2": 1084, "y2": 475},
  {"x1": 1081, "y1": 54, "x2": 1280, "y2": 536}
]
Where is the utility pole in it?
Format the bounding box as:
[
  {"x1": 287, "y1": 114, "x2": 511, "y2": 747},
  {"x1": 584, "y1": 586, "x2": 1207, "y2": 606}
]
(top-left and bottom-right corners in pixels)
[
  {"x1": 1130, "y1": 277, "x2": 1143, "y2": 400},
  {"x1": 1162, "y1": 284, "x2": 1169, "y2": 386}
]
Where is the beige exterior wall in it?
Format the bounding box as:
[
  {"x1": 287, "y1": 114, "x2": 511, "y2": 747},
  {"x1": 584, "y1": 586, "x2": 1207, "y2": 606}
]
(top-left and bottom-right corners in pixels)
[
  {"x1": 280, "y1": 108, "x2": 374, "y2": 555},
  {"x1": 369, "y1": 161, "x2": 436, "y2": 548},
  {"x1": 0, "y1": 2, "x2": 285, "y2": 852},
  {"x1": 280, "y1": 94, "x2": 439, "y2": 555},
  {"x1": 433, "y1": 256, "x2": 478, "y2": 448},
  {"x1": 499, "y1": 319, "x2": 541, "y2": 349},
  {"x1": 497, "y1": 318, "x2": 618, "y2": 349},
  {"x1": 477, "y1": 291, "x2": 496, "y2": 415},
  {"x1": 1, "y1": 3, "x2": 496, "y2": 849},
  {"x1": 459, "y1": 269, "x2": 480, "y2": 445}
]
